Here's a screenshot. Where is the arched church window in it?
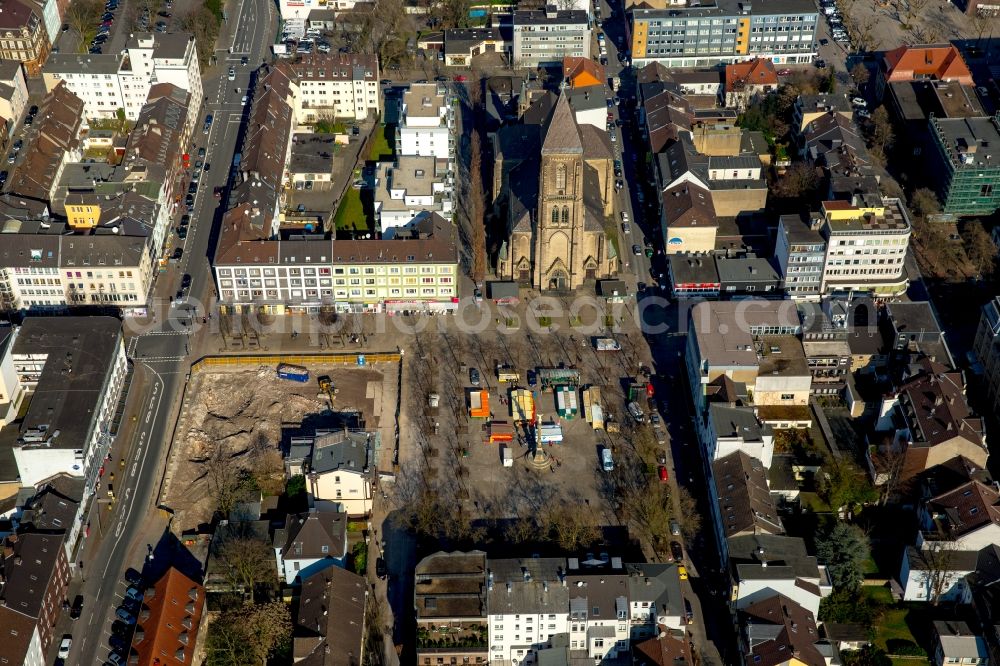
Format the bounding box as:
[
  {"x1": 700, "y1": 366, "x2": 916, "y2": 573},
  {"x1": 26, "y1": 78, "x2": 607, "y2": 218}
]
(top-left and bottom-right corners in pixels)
[
  {"x1": 555, "y1": 164, "x2": 567, "y2": 191},
  {"x1": 561, "y1": 207, "x2": 569, "y2": 225},
  {"x1": 552, "y1": 207, "x2": 559, "y2": 225}
]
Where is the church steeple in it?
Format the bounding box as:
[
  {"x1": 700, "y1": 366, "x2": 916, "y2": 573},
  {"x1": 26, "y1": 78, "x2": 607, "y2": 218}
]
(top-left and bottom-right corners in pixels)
[{"x1": 541, "y1": 92, "x2": 583, "y2": 156}]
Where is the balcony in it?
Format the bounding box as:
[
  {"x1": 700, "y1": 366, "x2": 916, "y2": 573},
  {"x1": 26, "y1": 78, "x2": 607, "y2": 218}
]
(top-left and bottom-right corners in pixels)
[{"x1": 416, "y1": 624, "x2": 487, "y2": 650}]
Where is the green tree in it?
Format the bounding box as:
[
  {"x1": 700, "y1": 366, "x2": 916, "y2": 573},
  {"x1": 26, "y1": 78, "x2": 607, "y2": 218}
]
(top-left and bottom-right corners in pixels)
[
  {"x1": 816, "y1": 522, "x2": 870, "y2": 591},
  {"x1": 842, "y1": 645, "x2": 891, "y2": 666},
  {"x1": 818, "y1": 458, "x2": 878, "y2": 514}
]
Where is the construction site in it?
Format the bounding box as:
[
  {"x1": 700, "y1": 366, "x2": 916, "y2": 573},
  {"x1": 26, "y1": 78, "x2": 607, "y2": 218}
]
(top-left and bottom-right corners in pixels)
[{"x1": 160, "y1": 356, "x2": 399, "y2": 531}]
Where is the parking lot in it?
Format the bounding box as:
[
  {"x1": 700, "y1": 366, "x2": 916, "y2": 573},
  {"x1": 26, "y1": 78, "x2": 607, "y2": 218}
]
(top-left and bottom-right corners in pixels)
[{"x1": 392, "y1": 297, "x2": 659, "y2": 530}]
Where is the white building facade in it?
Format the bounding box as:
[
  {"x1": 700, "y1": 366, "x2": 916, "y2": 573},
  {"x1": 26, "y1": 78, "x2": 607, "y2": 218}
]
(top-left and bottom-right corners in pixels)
[
  {"x1": 512, "y1": 8, "x2": 591, "y2": 68},
  {"x1": 290, "y1": 53, "x2": 381, "y2": 122},
  {"x1": 42, "y1": 33, "x2": 203, "y2": 120},
  {"x1": 397, "y1": 83, "x2": 454, "y2": 160}
]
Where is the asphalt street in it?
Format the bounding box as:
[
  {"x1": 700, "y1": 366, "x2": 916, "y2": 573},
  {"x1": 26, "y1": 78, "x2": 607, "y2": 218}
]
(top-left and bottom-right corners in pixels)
[{"x1": 63, "y1": 0, "x2": 276, "y2": 662}]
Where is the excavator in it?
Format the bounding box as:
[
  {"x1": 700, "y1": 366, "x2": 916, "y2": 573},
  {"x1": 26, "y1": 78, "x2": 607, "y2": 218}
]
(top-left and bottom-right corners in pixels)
[{"x1": 318, "y1": 375, "x2": 339, "y2": 405}]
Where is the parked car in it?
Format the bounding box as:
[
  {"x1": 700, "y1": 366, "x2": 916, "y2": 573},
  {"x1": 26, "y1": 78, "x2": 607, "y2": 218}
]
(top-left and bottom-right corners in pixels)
[
  {"x1": 632, "y1": 244, "x2": 642, "y2": 256},
  {"x1": 376, "y1": 557, "x2": 387, "y2": 579},
  {"x1": 658, "y1": 465, "x2": 668, "y2": 482},
  {"x1": 228, "y1": 66, "x2": 236, "y2": 81},
  {"x1": 670, "y1": 541, "x2": 684, "y2": 561},
  {"x1": 851, "y1": 96, "x2": 866, "y2": 107},
  {"x1": 125, "y1": 586, "x2": 144, "y2": 602},
  {"x1": 677, "y1": 565, "x2": 688, "y2": 580},
  {"x1": 115, "y1": 608, "x2": 136, "y2": 624},
  {"x1": 58, "y1": 636, "x2": 72, "y2": 659},
  {"x1": 469, "y1": 367, "x2": 480, "y2": 386},
  {"x1": 171, "y1": 247, "x2": 183, "y2": 261},
  {"x1": 70, "y1": 595, "x2": 84, "y2": 620}
]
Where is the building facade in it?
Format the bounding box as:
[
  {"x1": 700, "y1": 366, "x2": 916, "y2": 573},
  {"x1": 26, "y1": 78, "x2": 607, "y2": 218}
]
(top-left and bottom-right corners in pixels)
[
  {"x1": 42, "y1": 32, "x2": 203, "y2": 120},
  {"x1": 397, "y1": 83, "x2": 454, "y2": 160},
  {"x1": 0, "y1": 0, "x2": 50, "y2": 76},
  {"x1": 928, "y1": 113, "x2": 1000, "y2": 216},
  {"x1": 629, "y1": 0, "x2": 818, "y2": 68},
  {"x1": 512, "y1": 8, "x2": 591, "y2": 68},
  {"x1": 288, "y1": 53, "x2": 381, "y2": 122},
  {"x1": 819, "y1": 198, "x2": 912, "y2": 296},
  {"x1": 775, "y1": 213, "x2": 826, "y2": 299}
]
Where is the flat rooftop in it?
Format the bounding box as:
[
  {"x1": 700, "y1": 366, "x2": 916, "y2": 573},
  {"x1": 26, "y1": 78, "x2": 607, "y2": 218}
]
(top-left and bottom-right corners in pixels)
[
  {"x1": 289, "y1": 133, "x2": 336, "y2": 175},
  {"x1": 757, "y1": 335, "x2": 809, "y2": 376},
  {"x1": 822, "y1": 199, "x2": 911, "y2": 233},
  {"x1": 13, "y1": 317, "x2": 122, "y2": 450},
  {"x1": 403, "y1": 84, "x2": 446, "y2": 118},
  {"x1": 932, "y1": 115, "x2": 1000, "y2": 168}
]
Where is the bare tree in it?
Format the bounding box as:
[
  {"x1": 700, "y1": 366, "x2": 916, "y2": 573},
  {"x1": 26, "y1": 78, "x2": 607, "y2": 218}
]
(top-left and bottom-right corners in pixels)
[
  {"x1": 213, "y1": 527, "x2": 278, "y2": 599},
  {"x1": 961, "y1": 220, "x2": 996, "y2": 278},
  {"x1": 544, "y1": 504, "x2": 601, "y2": 551},
  {"x1": 850, "y1": 63, "x2": 870, "y2": 88},
  {"x1": 65, "y1": 0, "x2": 103, "y2": 52},
  {"x1": 202, "y1": 441, "x2": 253, "y2": 519},
  {"x1": 918, "y1": 541, "x2": 956, "y2": 606},
  {"x1": 676, "y1": 486, "x2": 701, "y2": 539},
  {"x1": 910, "y1": 188, "x2": 941, "y2": 219},
  {"x1": 870, "y1": 443, "x2": 909, "y2": 506}
]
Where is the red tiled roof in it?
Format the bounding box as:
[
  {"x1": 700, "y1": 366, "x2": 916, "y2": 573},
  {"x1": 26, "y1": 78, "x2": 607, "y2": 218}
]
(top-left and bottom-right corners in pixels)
[
  {"x1": 132, "y1": 568, "x2": 205, "y2": 666},
  {"x1": 725, "y1": 58, "x2": 778, "y2": 90},
  {"x1": 882, "y1": 45, "x2": 973, "y2": 84}
]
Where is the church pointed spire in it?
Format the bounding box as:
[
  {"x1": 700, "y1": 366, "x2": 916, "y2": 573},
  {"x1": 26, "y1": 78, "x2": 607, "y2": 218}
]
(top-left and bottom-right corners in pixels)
[{"x1": 541, "y1": 92, "x2": 583, "y2": 155}]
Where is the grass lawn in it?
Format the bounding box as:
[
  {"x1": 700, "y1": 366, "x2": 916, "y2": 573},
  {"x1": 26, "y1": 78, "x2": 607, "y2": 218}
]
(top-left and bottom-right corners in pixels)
[
  {"x1": 862, "y1": 585, "x2": 893, "y2": 604},
  {"x1": 333, "y1": 188, "x2": 367, "y2": 231},
  {"x1": 368, "y1": 125, "x2": 395, "y2": 162}
]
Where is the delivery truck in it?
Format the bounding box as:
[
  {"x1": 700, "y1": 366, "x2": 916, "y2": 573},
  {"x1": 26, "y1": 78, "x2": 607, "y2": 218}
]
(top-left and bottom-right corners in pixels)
[
  {"x1": 594, "y1": 337, "x2": 621, "y2": 351},
  {"x1": 277, "y1": 363, "x2": 309, "y2": 382}
]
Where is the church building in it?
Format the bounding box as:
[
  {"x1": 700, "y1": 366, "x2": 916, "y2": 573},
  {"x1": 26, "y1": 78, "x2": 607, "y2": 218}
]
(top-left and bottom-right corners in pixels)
[{"x1": 495, "y1": 92, "x2": 619, "y2": 291}]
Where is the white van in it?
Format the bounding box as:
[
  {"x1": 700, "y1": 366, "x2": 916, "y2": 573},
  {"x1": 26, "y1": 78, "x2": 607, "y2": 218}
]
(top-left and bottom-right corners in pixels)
[{"x1": 601, "y1": 448, "x2": 614, "y2": 472}]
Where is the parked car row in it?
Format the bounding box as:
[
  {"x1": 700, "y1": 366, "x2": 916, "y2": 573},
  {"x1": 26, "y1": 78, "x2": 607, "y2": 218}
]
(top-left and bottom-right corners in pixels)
[
  {"x1": 105, "y1": 569, "x2": 144, "y2": 665},
  {"x1": 820, "y1": 0, "x2": 851, "y2": 45},
  {"x1": 88, "y1": 0, "x2": 117, "y2": 53}
]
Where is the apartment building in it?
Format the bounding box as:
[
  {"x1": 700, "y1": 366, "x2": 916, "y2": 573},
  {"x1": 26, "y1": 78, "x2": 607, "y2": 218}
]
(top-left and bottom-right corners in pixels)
[
  {"x1": 727, "y1": 534, "x2": 831, "y2": 617},
  {"x1": 876, "y1": 357, "x2": 988, "y2": 476},
  {"x1": 739, "y1": 594, "x2": 828, "y2": 666},
  {"x1": 0, "y1": 532, "x2": 70, "y2": 658},
  {"x1": 798, "y1": 301, "x2": 851, "y2": 394},
  {"x1": 656, "y1": 133, "x2": 767, "y2": 217},
  {"x1": 42, "y1": 32, "x2": 203, "y2": 120},
  {"x1": 0, "y1": 60, "x2": 28, "y2": 132},
  {"x1": 629, "y1": 0, "x2": 818, "y2": 68},
  {"x1": 973, "y1": 295, "x2": 1000, "y2": 415},
  {"x1": 292, "y1": 566, "x2": 368, "y2": 666},
  {"x1": 0, "y1": 0, "x2": 50, "y2": 75},
  {"x1": 710, "y1": 452, "x2": 784, "y2": 557},
  {"x1": 132, "y1": 568, "x2": 206, "y2": 666},
  {"x1": 3, "y1": 318, "x2": 127, "y2": 493},
  {"x1": 928, "y1": 114, "x2": 1000, "y2": 216},
  {"x1": 875, "y1": 44, "x2": 973, "y2": 102},
  {"x1": 214, "y1": 209, "x2": 459, "y2": 313},
  {"x1": 512, "y1": 7, "x2": 590, "y2": 69},
  {"x1": 398, "y1": 83, "x2": 454, "y2": 159},
  {"x1": 415, "y1": 551, "x2": 488, "y2": 666},
  {"x1": 775, "y1": 212, "x2": 827, "y2": 299},
  {"x1": 272, "y1": 508, "x2": 348, "y2": 584},
  {"x1": 685, "y1": 299, "x2": 802, "y2": 412},
  {"x1": 0, "y1": 607, "x2": 43, "y2": 666},
  {"x1": 301, "y1": 429, "x2": 375, "y2": 516},
  {"x1": 6, "y1": 82, "x2": 83, "y2": 206},
  {"x1": 488, "y1": 557, "x2": 570, "y2": 665},
  {"x1": 374, "y1": 156, "x2": 454, "y2": 235},
  {"x1": 819, "y1": 198, "x2": 912, "y2": 296},
  {"x1": 288, "y1": 53, "x2": 380, "y2": 122}
]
